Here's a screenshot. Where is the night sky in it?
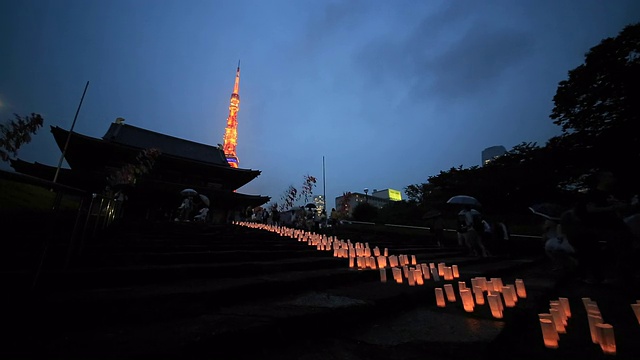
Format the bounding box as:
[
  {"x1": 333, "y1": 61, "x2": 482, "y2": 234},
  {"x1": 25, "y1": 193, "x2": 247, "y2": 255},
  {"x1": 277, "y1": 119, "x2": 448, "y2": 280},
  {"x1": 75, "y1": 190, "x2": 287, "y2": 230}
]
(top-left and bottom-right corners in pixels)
[{"x1": 2, "y1": 0, "x2": 639, "y2": 208}]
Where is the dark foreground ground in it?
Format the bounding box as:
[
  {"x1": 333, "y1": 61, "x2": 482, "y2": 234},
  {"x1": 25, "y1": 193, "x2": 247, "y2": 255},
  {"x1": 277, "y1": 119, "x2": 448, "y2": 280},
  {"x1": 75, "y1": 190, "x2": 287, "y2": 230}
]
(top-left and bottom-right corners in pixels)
[{"x1": 1, "y1": 221, "x2": 639, "y2": 360}]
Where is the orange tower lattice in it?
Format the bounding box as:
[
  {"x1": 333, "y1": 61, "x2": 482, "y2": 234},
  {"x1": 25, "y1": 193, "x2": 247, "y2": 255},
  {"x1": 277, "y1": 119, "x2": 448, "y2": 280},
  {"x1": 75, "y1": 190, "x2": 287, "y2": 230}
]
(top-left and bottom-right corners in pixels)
[{"x1": 222, "y1": 61, "x2": 240, "y2": 168}]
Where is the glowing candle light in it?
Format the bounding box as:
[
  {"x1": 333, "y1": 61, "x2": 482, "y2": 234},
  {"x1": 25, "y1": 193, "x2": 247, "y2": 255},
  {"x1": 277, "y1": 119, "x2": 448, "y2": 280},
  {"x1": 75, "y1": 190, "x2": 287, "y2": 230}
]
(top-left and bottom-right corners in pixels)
[
  {"x1": 444, "y1": 267, "x2": 454, "y2": 281},
  {"x1": 539, "y1": 313, "x2": 558, "y2": 341},
  {"x1": 550, "y1": 301, "x2": 567, "y2": 326},
  {"x1": 421, "y1": 264, "x2": 430, "y2": 279},
  {"x1": 587, "y1": 313, "x2": 603, "y2": 344},
  {"x1": 392, "y1": 267, "x2": 403, "y2": 284},
  {"x1": 460, "y1": 289, "x2": 474, "y2": 312},
  {"x1": 631, "y1": 303, "x2": 640, "y2": 324},
  {"x1": 487, "y1": 294, "x2": 503, "y2": 319},
  {"x1": 414, "y1": 269, "x2": 424, "y2": 285},
  {"x1": 444, "y1": 284, "x2": 456, "y2": 302},
  {"x1": 515, "y1": 279, "x2": 527, "y2": 298},
  {"x1": 407, "y1": 270, "x2": 416, "y2": 286},
  {"x1": 473, "y1": 285, "x2": 485, "y2": 305},
  {"x1": 458, "y1": 281, "x2": 467, "y2": 293},
  {"x1": 550, "y1": 308, "x2": 566, "y2": 334},
  {"x1": 435, "y1": 288, "x2": 446, "y2": 307},
  {"x1": 539, "y1": 319, "x2": 559, "y2": 349},
  {"x1": 373, "y1": 246, "x2": 380, "y2": 257},
  {"x1": 502, "y1": 287, "x2": 516, "y2": 308},
  {"x1": 389, "y1": 255, "x2": 398, "y2": 268},
  {"x1": 486, "y1": 280, "x2": 493, "y2": 292},
  {"x1": 438, "y1": 262, "x2": 445, "y2": 276},
  {"x1": 411, "y1": 255, "x2": 417, "y2": 265},
  {"x1": 349, "y1": 256, "x2": 354, "y2": 268},
  {"x1": 558, "y1": 297, "x2": 571, "y2": 318},
  {"x1": 452, "y1": 264, "x2": 459, "y2": 278},
  {"x1": 379, "y1": 268, "x2": 387, "y2": 283},
  {"x1": 596, "y1": 323, "x2": 616, "y2": 355},
  {"x1": 478, "y1": 277, "x2": 488, "y2": 292},
  {"x1": 384, "y1": 248, "x2": 388, "y2": 257},
  {"x1": 377, "y1": 256, "x2": 387, "y2": 269}
]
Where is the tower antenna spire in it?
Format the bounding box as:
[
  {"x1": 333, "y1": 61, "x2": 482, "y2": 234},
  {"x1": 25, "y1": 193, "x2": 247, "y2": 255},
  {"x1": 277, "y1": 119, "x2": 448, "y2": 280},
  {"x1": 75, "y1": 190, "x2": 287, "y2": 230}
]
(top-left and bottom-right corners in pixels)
[{"x1": 222, "y1": 63, "x2": 241, "y2": 168}]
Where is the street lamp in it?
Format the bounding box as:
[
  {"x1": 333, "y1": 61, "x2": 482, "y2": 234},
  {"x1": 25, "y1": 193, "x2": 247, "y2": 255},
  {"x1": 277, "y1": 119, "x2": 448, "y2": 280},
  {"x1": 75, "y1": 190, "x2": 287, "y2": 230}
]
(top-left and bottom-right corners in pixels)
[{"x1": 364, "y1": 188, "x2": 369, "y2": 203}]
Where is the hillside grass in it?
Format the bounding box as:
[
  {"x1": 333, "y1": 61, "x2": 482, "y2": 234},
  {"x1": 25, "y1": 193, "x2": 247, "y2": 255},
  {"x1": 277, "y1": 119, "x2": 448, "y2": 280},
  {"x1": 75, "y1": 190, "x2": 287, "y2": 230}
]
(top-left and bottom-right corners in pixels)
[{"x1": 0, "y1": 178, "x2": 81, "y2": 212}]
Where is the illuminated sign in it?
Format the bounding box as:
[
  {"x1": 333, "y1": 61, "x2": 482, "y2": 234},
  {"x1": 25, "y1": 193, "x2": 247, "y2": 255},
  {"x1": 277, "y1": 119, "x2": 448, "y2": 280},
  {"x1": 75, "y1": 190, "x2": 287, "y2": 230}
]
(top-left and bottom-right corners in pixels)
[{"x1": 388, "y1": 189, "x2": 402, "y2": 201}]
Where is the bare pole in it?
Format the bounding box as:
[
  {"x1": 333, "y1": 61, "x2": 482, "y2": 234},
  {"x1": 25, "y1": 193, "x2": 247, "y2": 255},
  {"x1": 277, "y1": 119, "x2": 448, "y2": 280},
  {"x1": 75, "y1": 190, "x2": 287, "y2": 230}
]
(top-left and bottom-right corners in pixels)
[
  {"x1": 323, "y1": 156, "x2": 326, "y2": 211},
  {"x1": 53, "y1": 81, "x2": 90, "y2": 184}
]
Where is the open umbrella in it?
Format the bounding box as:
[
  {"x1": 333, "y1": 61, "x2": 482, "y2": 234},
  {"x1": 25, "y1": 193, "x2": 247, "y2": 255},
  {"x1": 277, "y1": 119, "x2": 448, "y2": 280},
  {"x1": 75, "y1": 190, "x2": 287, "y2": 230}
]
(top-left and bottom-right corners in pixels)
[
  {"x1": 180, "y1": 188, "x2": 198, "y2": 196},
  {"x1": 447, "y1": 195, "x2": 481, "y2": 207},
  {"x1": 305, "y1": 203, "x2": 317, "y2": 209},
  {"x1": 529, "y1": 203, "x2": 566, "y2": 221},
  {"x1": 422, "y1": 209, "x2": 442, "y2": 219},
  {"x1": 199, "y1": 194, "x2": 210, "y2": 207}
]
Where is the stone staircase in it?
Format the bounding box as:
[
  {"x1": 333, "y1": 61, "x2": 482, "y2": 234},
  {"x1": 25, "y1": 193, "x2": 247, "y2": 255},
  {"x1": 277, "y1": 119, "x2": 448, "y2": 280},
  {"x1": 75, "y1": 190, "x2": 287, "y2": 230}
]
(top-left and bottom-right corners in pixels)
[{"x1": 2, "y1": 221, "x2": 637, "y2": 360}]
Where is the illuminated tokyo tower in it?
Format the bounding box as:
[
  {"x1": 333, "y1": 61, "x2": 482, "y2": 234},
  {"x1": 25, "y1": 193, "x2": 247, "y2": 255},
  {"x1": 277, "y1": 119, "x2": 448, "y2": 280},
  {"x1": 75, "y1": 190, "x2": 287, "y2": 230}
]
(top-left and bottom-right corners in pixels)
[{"x1": 222, "y1": 61, "x2": 241, "y2": 168}]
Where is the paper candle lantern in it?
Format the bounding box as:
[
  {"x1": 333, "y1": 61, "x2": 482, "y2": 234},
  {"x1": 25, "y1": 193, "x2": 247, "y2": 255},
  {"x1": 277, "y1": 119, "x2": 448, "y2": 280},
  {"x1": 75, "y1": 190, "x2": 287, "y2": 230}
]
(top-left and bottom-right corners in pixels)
[
  {"x1": 487, "y1": 294, "x2": 503, "y2": 319},
  {"x1": 550, "y1": 301, "x2": 567, "y2": 325},
  {"x1": 587, "y1": 313, "x2": 603, "y2": 344},
  {"x1": 558, "y1": 297, "x2": 571, "y2": 318},
  {"x1": 389, "y1": 255, "x2": 399, "y2": 268},
  {"x1": 458, "y1": 281, "x2": 467, "y2": 292},
  {"x1": 514, "y1": 279, "x2": 527, "y2": 298},
  {"x1": 438, "y1": 262, "x2": 445, "y2": 276},
  {"x1": 539, "y1": 319, "x2": 559, "y2": 349},
  {"x1": 473, "y1": 285, "x2": 485, "y2": 305},
  {"x1": 443, "y1": 267, "x2": 454, "y2": 281},
  {"x1": 384, "y1": 248, "x2": 388, "y2": 256},
  {"x1": 539, "y1": 313, "x2": 558, "y2": 340},
  {"x1": 550, "y1": 308, "x2": 566, "y2": 334},
  {"x1": 421, "y1": 264, "x2": 430, "y2": 279},
  {"x1": 596, "y1": 323, "x2": 616, "y2": 355},
  {"x1": 435, "y1": 288, "x2": 446, "y2": 307},
  {"x1": 377, "y1": 256, "x2": 387, "y2": 269},
  {"x1": 373, "y1": 246, "x2": 380, "y2": 257},
  {"x1": 379, "y1": 268, "x2": 387, "y2": 283},
  {"x1": 460, "y1": 289, "x2": 474, "y2": 312},
  {"x1": 478, "y1": 277, "x2": 488, "y2": 292},
  {"x1": 349, "y1": 256, "x2": 354, "y2": 268},
  {"x1": 392, "y1": 267, "x2": 403, "y2": 284},
  {"x1": 411, "y1": 255, "x2": 417, "y2": 265},
  {"x1": 452, "y1": 264, "x2": 459, "y2": 278},
  {"x1": 631, "y1": 303, "x2": 640, "y2": 324},
  {"x1": 431, "y1": 267, "x2": 440, "y2": 281},
  {"x1": 444, "y1": 284, "x2": 456, "y2": 302},
  {"x1": 502, "y1": 287, "x2": 516, "y2": 308},
  {"x1": 414, "y1": 269, "x2": 424, "y2": 285}
]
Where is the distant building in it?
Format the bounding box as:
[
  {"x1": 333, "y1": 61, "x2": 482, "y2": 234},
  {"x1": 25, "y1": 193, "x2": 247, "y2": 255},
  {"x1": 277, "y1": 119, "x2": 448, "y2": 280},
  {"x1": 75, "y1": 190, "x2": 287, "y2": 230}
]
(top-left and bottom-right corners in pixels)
[
  {"x1": 313, "y1": 195, "x2": 326, "y2": 214},
  {"x1": 334, "y1": 188, "x2": 402, "y2": 216},
  {"x1": 482, "y1": 145, "x2": 507, "y2": 166}
]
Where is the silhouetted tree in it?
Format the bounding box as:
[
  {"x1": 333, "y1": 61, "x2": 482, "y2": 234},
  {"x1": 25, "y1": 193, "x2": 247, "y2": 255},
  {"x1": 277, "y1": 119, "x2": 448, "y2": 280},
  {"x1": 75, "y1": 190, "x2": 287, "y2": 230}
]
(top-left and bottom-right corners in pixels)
[
  {"x1": 352, "y1": 202, "x2": 378, "y2": 222},
  {"x1": 551, "y1": 22, "x2": 640, "y2": 187},
  {"x1": 0, "y1": 113, "x2": 44, "y2": 161}
]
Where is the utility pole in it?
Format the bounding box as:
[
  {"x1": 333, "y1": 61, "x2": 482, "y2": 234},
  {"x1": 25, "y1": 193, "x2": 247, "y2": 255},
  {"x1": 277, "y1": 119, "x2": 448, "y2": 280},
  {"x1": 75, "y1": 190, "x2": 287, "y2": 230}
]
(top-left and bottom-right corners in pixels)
[{"x1": 53, "y1": 81, "x2": 89, "y2": 184}]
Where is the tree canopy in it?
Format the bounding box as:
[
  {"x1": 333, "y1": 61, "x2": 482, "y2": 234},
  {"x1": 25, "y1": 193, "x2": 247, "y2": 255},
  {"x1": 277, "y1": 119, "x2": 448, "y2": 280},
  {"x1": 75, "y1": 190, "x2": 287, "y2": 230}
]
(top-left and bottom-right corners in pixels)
[{"x1": 0, "y1": 113, "x2": 44, "y2": 162}]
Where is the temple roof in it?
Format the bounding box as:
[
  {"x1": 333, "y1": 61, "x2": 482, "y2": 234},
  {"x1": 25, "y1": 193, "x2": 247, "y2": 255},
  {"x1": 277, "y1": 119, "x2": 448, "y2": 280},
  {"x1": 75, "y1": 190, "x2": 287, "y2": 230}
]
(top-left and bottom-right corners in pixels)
[
  {"x1": 51, "y1": 123, "x2": 262, "y2": 191},
  {"x1": 102, "y1": 122, "x2": 229, "y2": 166}
]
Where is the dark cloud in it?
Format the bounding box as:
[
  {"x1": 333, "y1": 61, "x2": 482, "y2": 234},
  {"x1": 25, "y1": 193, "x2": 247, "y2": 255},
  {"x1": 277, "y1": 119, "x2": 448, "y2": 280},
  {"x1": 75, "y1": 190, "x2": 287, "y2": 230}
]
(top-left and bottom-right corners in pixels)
[{"x1": 416, "y1": 24, "x2": 535, "y2": 99}]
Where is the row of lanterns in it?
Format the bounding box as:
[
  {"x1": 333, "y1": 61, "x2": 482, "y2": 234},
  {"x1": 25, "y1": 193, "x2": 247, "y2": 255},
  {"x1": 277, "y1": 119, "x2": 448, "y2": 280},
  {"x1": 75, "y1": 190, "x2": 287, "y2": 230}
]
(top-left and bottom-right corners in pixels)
[
  {"x1": 236, "y1": 221, "x2": 529, "y2": 318},
  {"x1": 235, "y1": 221, "x2": 635, "y2": 355},
  {"x1": 540, "y1": 297, "x2": 640, "y2": 355},
  {"x1": 433, "y1": 277, "x2": 527, "y2": 319}
]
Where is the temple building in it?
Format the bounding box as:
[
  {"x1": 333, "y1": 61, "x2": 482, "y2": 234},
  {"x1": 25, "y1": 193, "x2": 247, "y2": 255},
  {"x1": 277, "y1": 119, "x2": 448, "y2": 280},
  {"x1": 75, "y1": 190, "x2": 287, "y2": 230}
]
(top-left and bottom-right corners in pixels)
[{"x1": 10, "y1": 64, "x2": 269, "y2": 223}]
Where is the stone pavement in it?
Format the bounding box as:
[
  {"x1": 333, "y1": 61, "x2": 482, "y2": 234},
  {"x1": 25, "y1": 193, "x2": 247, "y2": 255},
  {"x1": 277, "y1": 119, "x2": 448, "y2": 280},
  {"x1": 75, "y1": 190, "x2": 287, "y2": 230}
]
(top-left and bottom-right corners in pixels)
[{"x1": 1, "y1": 221, "x2": 638, "y2": 359}]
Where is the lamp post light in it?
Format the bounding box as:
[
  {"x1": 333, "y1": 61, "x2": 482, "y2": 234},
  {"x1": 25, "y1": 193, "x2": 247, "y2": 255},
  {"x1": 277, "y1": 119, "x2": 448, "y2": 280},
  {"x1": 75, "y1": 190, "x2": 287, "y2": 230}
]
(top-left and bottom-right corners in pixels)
[{"x1": 364, "y1": 188, "x2": 369, "y2": 203}]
